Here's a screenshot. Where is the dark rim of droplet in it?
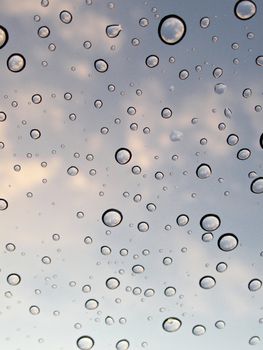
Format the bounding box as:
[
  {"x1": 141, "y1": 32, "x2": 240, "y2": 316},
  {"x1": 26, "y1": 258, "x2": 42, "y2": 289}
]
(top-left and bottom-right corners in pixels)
[
  {"x1": 115, "y1": 148, "x2": 132, "y2": 164},
  {"x1": 200, "y1": 214, "x2": 221, "y2": 231},
  {"x1": 158, "y1": 14, "x2": 187, "y2": 45},
  {"x1": 145, "y1": 55, "x2": 159, "y2": 67},
  {"x1": 0, "y1": 198, "x2": 8, "y2": 210},
  {"x1": 105, "y1": 24, "x2": 121, "y2": 38},
  {"x1": 102, "y1": 209, "x2": 123, "y2": 227},
  {"x1": 196, "y1": 163, "x2": 212, "y2": 178},
  {"x1": 199, "y1": 275, "x2": 216, "y2": 288},
  {"x1": 7, "y1": 53, "x2": 26, "y2": 73},
  {"x1": 234, "y1": 0, "x2": 257, "y2": 20},
  {"x1": 0, "y1": 25, "x2": 9, "y2": 49},
  {"x1": 94, "y1": 59, "x2": 108, "y2": 72},
  {"x1": 60, "y1": 10, "x2": 73, "y2": 23},
  {"x1": 260, "y1": 133, "x2": 263, "y2": 149},
  {"x1": 217, "y1": 233, "x2": 239, "y2": 251},
  {"x1": 250, "y1": 177, "x2": 263, "y2": 193}
]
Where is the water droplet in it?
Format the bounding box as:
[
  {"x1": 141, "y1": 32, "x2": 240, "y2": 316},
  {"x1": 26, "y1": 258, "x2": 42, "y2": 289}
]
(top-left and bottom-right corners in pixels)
[
  {"x1": 214, "y1": 83, "x2": 226, "y2": 94},
  {"x1": 29, "y1": 305, "x2": 40, "y2": 315},
  {"x1": 213, "y1": 67, "x2": 223, "y2": 78},
  {"x1": 0, "y1": 25, "x2": 8, "y2": 48},
  {"x1": 59, "y1": 10, "x2": 73, "y2": 24},
  {"x1": 200, "y1": 214, "x2": 220, "y2": 231},
  {"x1": 102, "y1": 209, "x2": 123, "y2": 227},
  {"x1": 162, "y1": 317, "x2": 182, "y2": 332},
  {"x1": 83, "y1": 41, "x2": 92, "y2": 49},
  {"x1": 176, "y1": 214, "x2": 189, "y2": 226},
  {"x1": 170, "y1": 129, "x2": 183, "y2": 141},
  {"x1": 155, "y1": 171, "x2": 164, "y2": 180},
  {"x1": 227, "y1": 134, "x2": 239, "y2": 145},
  {"x1": 38, "y1": 26, "x2": 50, "y2": 38},
  {"x1": 192, "y1": 325, "x2": 206, "y2": 336},
  {"x1": 215, "y1": 320, "x2": 225, "y2": 329},
  {"x1": 105, "y1": 316, "x2": 115, "y2": 325},
  {"x1": 76, "y1": 336, "x2": 94, "y2": 350},
  {"x1": 163, "y1": 257, "x2": 173, "y2": 265},
  {"x1": 179, "y1": 69, "x2": 189, "y2": 80},
  {"x1": 137, "y1": 222, "x2": 149, "y2": 232},
  {"x1": 218, "y1": 234, "x2": 238, "y2": 251},
  {"x1": 7, "y1": 273, "x2": 21, "y2": 286},
  {"x1": 164, "y1": 287, "x2": 176, "y2": 296},
  {"x1": 67, "y1": 166, "x2": 79, "y2": 176},
  {"x1": 85, "y1": 299, "x2": 99, "y2": 310},
  {"x1": 251, "y1": 178, "x2": 263, "y2": 194},
  {"x1": 224, "y1": 108, "x2": 232, "y2": 118},
  {"x1": 200, "y1": 17, "x2": 210, "y2": 28},
  {"x1": 234, "y1": 0, "x2": 257, "y2": 20},
  {"x1": 101, "y1": 246, "x2": 111, "y2": 255},
  {"x1": 82, "y1": 285, "x2": 91, "y2": 293},
  {"x1": 0, "y1": 111, "x2": 7, "y2": 122},
  {"x1": 115, "y1": 148, "x2": 132, "y2": 164},
  {"x1": 32, "y1": 94, "x2": 42, "y2": 104},
  {"x1": 256, "y1": 56, "x2": 263, "y2": 67},
  {"x1": 145, "y1": 55, "x2": 159, "y2": 68},
  {"x1": 202, "y1": 232, "x2": 214, "y2": 242},
  {"x1": 7, "y1": 54, "x2": 26, "y2": 72},
  {"x1": 237, "y1": 148, "x2": 251, "y2": 160},
  {"x1": 0, "y1": 198, "x2": 8, "y2": 210},
  {"x1": 106, "y1": 24, "x2": 122, "y2": 38},
  {"x1": 158, "y1": 15, "x2": 186, "y2": 45},
  {"x1": 41, "y1": 256, "x2": 51, "y2": 264},
  {"x1": 144, "y1": 288, "x2": 155, "y2": 297},
  {"x1": 139, "y1": 17, "x2": 149, "y2": 27},
  {"x1": 196, "y1": 164, "x2": 212, "y2": 179},
  {"x1": 161, "y1": 107, "x2": 172, "y2": 119},
  {"x1": 132, "y1": 265, "x2": 144, "y2": 273},
  {"x1": 216, "y1": 262, "x2": 228, "y2": 272},
  {"x1": 116, "y1": 339, "x2": 129, "y2": 350},
  {"x1": 199, "y1": 275, "x2": 216, "y2": 289},
  {"x1": 6, "y1": 243, "x2": 15, "y2": 251},
  {"x1": 249, "y1": 336, "x2": 261, "y2": 345},
  {"x1": 248, "y1": 279, "x2": 262, "y2": 291},
  {"x1": 106, "y1": 277, "x2": 120, "y2": 289},
  {"x1": 30, "y1": 129, "x2": 41, "y2": 139},
  {"x1": 94, "y1": 59, "x2": 108, "y2": 73}
]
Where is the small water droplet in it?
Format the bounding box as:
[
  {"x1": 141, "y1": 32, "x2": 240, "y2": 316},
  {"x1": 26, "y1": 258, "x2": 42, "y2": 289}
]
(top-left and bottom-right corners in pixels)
[
  {"x1": 202, "y1": 232, "x2": 214, "y2": 242},
  {"x1": 137, "y1": 222, "x2": 149, "y2": 232},
  {"x1": 59, "y1": 10, "x2": 73, "y2": 24},
  {"x1": 76, "y1": 336, "x2": 94, "y2": 350},
  {"x1": 145, "y1": 55, "x2": 159, "y2": 68},
  {"x1": 213, "y1": 67, "x2": 223, "y2": 78},
  {"x1": 216, "y1": 262, "x2": 228, "y2": 272},
  {"x1": 200, "y1": 17, "x2": 210, "y2": 28},
  {"x1": 196, "y1": 164, "x2": 212, "y2": 179},
  {"x1": 164, "y1": 287, "x2": 176, "y2": 296},
  {"x1": 192, "y1": 325, "x2": 206, "y2": 336},
  {"x1": 237, "y1": 148, "x2": 251, "y2": 160},
  {"x1": 85, "y1": 299, "x2": 99, "y2": 310},
  {"x1": 214, "y1": 83, "x2": 226, "y2": 94},
  {"x1": 176, "y1": 214, "x2": 189, "y2": 226},
  {"x1": 227, "y1": 134, "x2": 239, "y2": 145},
  {"x1": 161, "y1": 107, "x2": 172, "y2": 119},
  {"x1": 38, "y1": 26, "x2": 50, "y2": 38},
  {"x1": 106, "y1": 277, "x2": 120, "y2": 289},
  {"x1": 179, "y1": 69, "x2": 189, "y2": 80},
  {"x1": 215, "y1": 320, "x2": 225, "y2": 329},
  {"x1": 7, "y1": 273, "x2": 21, "y2": 286},
  {"x1": 256, "y1": 56, "x2": 263, "y2": 67},
  {"x1": 0, "y1": 198, "x2": 8, "y2": 210},
  {"x1": 162, "y1": 317, "x2": 182, "y2": 332},
  {"x1": 29, "y1": 305, "x2": 40, "y2": 315}
]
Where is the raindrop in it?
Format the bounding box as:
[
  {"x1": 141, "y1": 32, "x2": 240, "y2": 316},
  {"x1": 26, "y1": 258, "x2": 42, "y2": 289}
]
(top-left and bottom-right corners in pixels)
[
  {"x1": 237, "y1": 148, "x2": 251, "y2": 160},
  {"x1": 249, "y1": 336, "x2": 261, "y2": 345},
  {"x1": 30, "y1": 129, "x2": 41, "y2": 139},
  {"x1": 176, "y1": 214, "x2": 189, "y2": 226},
  {"x1": 163, "y1": 257, "x2": 173, "y2": 265},
  {"x1": 213, "y1": 67, "x2": 223, "y2": 78},
  {"x1": 105, "y1": 316, "x2": 115, "y2": 325},
  {"x1": 67, "y1": 166, "x2": 79, "y2": 176},
  {"x1": 251, "y1": 178, "x2": 263, "y2": 194},
  {"x1": 0, "y1": 111, "x2": 6, "y2": 122},
  {"x1": 144, "y1": 288, "x2": 155, "y2": 297},
  {"x1": 116, "y1": 339, "x2": 129, "y2": 350},
  {"x1": 32, "y1": 94, "x2": 42, "y2": 104},
  {"x1": 59, "y1": 10, "x2": 73, "y2": 24},
  {"x1": 234, "y1": 0, "x2": 257, "y2": 20},
  {"x1": 158, "y1": 15, "x2": 186, "y2": 45},
  {"x1": 216, "y1": 262, "x2": 228, "y2": 272},
  {"x1": 243, "y1": 88, "x2": 252, "y2": 98},
  {"x1": 179, "y1": 69, "x2": 189, "y2": 80},
  {"x1": 215, "y1": 320, "x2": 225, "y2": 329},
  {"x1": 106, "y1": 277, "x2": 120, "y2": 289},
  {"x1": 200, "y1": 214, "x2": 220, "y2": 231},
  {"x1": 200, "y1": 17, "x2": 210, "y2": 28},
  {"x1": 137, "y1": 222, "x2": 149, "y2": 232},
  {"x1": 29, "y1": 305, "x2": 40, "y2": 315},
  {"x1": 101, "y1": 246, "x2": 111, "y2": 255},
  {"x1": 7, "y1": 273, "x2": 21, "y2": 286},
  {"x1": 6, "y1": 243, "x2": 15, "y2": 251},
  {"x1": 0, "y1": 25, "x2": 8, "y2": 48},
  {"x1": 162, "y1": 317, "x2": 182, "y2": 332},
  {"x1": 102, "y1": 209, "x2": 123, "y2": 227},
  {"x1": 248, "y1": 279, "x2": 262, "y2": 291},
  {"x1": 199, "y1": 275, "x2": 216, "y2": 289},
  {"x1": 218, "y1": 234, "x2": 238, "y2": 251},
  {"x1": 41, "y1": 256, "x2": 51, "y2": 264},
  {"x1": 256, "y1": 56, "x2": 263, "y2": 67},
  {"x1": 0, "y1": 198, "x2": 8, "y2": 210},
  {"x1": 132, "y1": 265, "x2": 144, "y2": 273},
  {"x1": 224, "y1": 108, "x2": 232, "y2": 118},
  {"x1": 164, "y1": 287, "x2": 176, "y2": 296},
  {"x1": 38, "y1": 26, "x2": 50, "y2": 38},
  {"x1": 214, "y1": 83, "x2": 226, "y2": 94},
  {"x1": 145, "y1": 55, "x2": 159, "y2": 68},
  {"x1": 170, "y1": 129, "x2": 183, "y2": 141},
  {"x1": 139, "y1": 17, "x2": 149, "y2": 27},
  {"x1": 94, "y1": 59, "x2": 108, "y2": 73},
  {"x1": 227, "y1": 134, "x2": 239, "y2": 145},
  {"x1": 161, "y1": 108, "x2": 172, "y2": 119},
  {"x1": 7, "y1": 54, "x2": 26, "y2": 72},
  {"x1": 192, "y1": 325, "x2": 206, "y2": 336},
  {"x1": 83, "y1": 41, "x2": 92, "y2": 49},
  {"x1": 115, "y1": 148, "x2": 132, "y2": 164},
  {"x1": 196, "y1": 164, "x2": 212, "y2": 179},
  {"x1": 106, "y1": 24, "x2": 122, "y2": 38},
  {"x1": 76, "y1": 336, "x2": 94, "y2": 350},
  {"x1": 202, "y1": 232, "x2": 214, "y2": 242},
  {"x1": 85, "y1": 299, "x2": 99, "y2": 310}
]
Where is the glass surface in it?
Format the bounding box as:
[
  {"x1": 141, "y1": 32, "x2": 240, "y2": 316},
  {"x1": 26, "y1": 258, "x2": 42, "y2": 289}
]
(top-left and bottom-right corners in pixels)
[{"x1": 0, "y1": 0, "x2": 263, "y2": 349}]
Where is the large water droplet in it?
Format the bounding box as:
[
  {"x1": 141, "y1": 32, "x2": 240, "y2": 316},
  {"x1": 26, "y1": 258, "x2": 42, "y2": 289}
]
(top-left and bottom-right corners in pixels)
[
  {"x1": 237, "y1": 148, "x2": 251, "y2": 160},
  {"x1": 85, "y1": 299, "x2": 99, "y2": 310},
  {"x1": 102, "y1": 209, "x2": 123, "y2": 227},
  {"x1": 0, "y1": 198, "x2": 8, "y2": 210},
  {"x1": 227, "y1": 134, "x2": 239, "y2": 145},
  {"x1": 158, "y1": 15, "x2": 186, "y2": 45},
  {"x1": 7, "y1": 273, "x2": 21, "y2": 286},
  {"x1": 106, "y1": 24, "x2": 122, "y2": 38},
  {"x1": 249, "y1": 336, "x2": 261, "y2": 345},
  {"x1": 30, "y1": 129, "x2": 41, "y2": 140},
  {"x1": 251, "y1": 178, "x2": 263, "y2": 194},
  {"x1": 7, "y1": 54, "x2": 26, "y2": 72},
  {"x1": 137, "y1": 222, "x2": 149, "y2": 232},
  {"x1": 248, "y1": 279, "x2": 262, "y2": 291},
  {"x1": 199, "y1": 276, "x2": 216, "y2": 289},
  {"x1": 94, "y1": 59, "x2": 108, "y2": 73},
  {"x1": 59, "y1": 10, "x2": 73, "y2": 24},
  {"x1": 164, "y1": 287, "x2": 176, "y2": 296},
  {"x1": 116, "y1": 339, "x2": 129, "y2": 350},
  {"x1": 218, "y1": 234, "x2": 238, "y2": 251},
  {"x1": 213, "y1": 67, "x2": 223, "y2": 78},
  {"x1": 176, "y1": 214, "x2": 189, "y2": 226},
  {"x1": 67, "y1": 166, "x2": 79, "y2": 176},
  {"x1": 77, "y1": 336, "x2": 94, "y2": 350},
  {"x1": 0, "y1": 25, "x2": 8, "y2": 48},
  {"x1": 115, "y1": 148, "x2": 132, "y2": 164},
  {"x1": 106, "y1": 277, "x2": 120, "y2": 289},
  {"x1": 200, "y1": 214, "x2": 220, "y2": 231},
  {"x1": 192, "y1": 325, "x2": 206, "y2": 336},
  {"x1": 256, "y1": 56, "x2": 263, "y2": 67},
  {"x1": 196, "y1": 164, "x2": 212, "y2": 179},
  {"x1": 38, "y1": 26, "x2": 50, "y2": 38},
  {"x1": 234, "y1": 0, "x2": 256, "y2": 20},
  {"x1": 162, "y1": 317, "x2": 182, "y2": 332},
  {"x1": 215, "y1": 320, "x2": 225, "y2": 329}
]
